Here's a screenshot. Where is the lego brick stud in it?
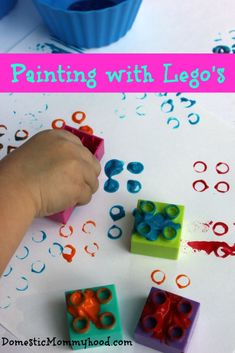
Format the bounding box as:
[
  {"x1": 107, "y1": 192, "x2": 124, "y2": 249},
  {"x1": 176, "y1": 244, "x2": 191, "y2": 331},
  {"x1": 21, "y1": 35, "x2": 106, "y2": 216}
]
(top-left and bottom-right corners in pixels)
[
  {"x1": 130, "y1": 200, "x2": 185, "y2": 259},
  {"x1": 134, "y1": 287, "x2": 200, "y2": 353},
  {"x1": 65, "y1": 284, "x2": 122, "y2": 350}
]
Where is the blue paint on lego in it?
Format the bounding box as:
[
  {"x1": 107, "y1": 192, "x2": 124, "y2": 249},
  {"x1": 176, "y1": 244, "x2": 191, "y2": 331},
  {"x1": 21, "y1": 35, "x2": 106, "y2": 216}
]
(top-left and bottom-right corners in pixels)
[
  {"x1": 127, "y1": 180, "x2": 142, "y2": 193},
  {"x1": 104, "y1": 159, "x2": 124, "y2": 178},
  {"x1": 108, "y1": 225, "x2": 123, "y2": 239},
  {"x1": 127, "y1": 162, "x2": 144, "y2": 174},
  {"x1": 104, "y1": 178, "x2": 119, "y2": 193},
  {"x1": 110, "y1": 205, "x2": 126, "y2": 221}
]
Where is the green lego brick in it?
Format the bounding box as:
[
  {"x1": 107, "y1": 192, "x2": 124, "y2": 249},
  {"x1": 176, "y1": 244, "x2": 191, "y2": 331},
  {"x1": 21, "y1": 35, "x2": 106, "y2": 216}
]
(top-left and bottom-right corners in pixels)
[
  {"x1": 65, "y1": 284, "x2": 122, "y2": 350},
  {"x1": 130, "y1": 200, "x2": 185, "y2": 260}
]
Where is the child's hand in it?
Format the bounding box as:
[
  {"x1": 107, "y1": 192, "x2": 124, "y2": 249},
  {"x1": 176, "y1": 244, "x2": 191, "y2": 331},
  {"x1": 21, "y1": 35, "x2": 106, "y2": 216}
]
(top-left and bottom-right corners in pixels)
[{"x1": 0, "y1": 129, "x2": 101, "y2": 217}]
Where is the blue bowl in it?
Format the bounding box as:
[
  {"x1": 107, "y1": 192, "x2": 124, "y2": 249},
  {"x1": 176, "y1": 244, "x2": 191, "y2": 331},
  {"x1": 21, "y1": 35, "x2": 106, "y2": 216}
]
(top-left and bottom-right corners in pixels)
[
  {"x1": 0, "y1": 0, "x2": 17, "y2": 19},
  {"x1": 33, "y1": 0, "x2": 142, "y2": 48}
]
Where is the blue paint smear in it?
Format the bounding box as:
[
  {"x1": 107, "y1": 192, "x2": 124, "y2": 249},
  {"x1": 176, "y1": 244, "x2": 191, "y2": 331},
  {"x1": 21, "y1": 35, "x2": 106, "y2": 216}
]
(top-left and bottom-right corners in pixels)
[
  {"x1": 31, "y1": 261, "x2": 46, "y2": 274},
  {"x1": 104, "y1": 178, "x2": 119, "y2": 193},
  {"x1": 127, "y1": 180, "x2": 142, "y2": 194},
  {"x1": 136, "y1": 93, "x2": 147, "y2": 100},
  {"x1": 121, "y1": 93, "x2": 126, "y2": 100},
  {"x1": 108, "y1": 225, "x2": 123, "y2": 239},
  {"x1": 167, "y1": 117, "x2": 180, "y2": 129},
  {"x1": 16, "y1": 276, "x2": 29, "y2": 291},
  {"x1": 3, "y1": 266, "x2": 13, "y2": 278},
  {"x1": 32, "y1": 230, "x2": 47, "y2": 243},
  {"x1": 104, "y1": 159, "x2": 124, "y2": 177},
  {"x1": 136, "y1": 105, "x2": 146, "y2": 116},
  {"x1": 161, "y1": 99, "x2": 174, "y2": 113},
  {"x1": 109, "y1": 205, "x2": 125, "y2": 221},
  {"x1": 180, "y1": 97, "x2": 196, "y2": 108},
  {"x1": 49, "y1": 242, "x2": 63, "y2": 257},
  {"x1": 127, "y1": 162, "x2": 144, "y2": 174},
  {"x1": 0, "y1": 296, "x2": 11, "y2": 309},
  {"x1": 16, "y1": 246, "x2": 29, "y2": 260}
]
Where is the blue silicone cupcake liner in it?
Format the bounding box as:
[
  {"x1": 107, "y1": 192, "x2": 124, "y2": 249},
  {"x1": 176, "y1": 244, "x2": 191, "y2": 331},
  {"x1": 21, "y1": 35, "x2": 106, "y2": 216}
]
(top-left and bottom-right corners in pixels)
[
  {"x1": 33, "y1": 0, "x2": 142, "y2": 49},
  {"x1": 0, "y1": 0, "x2": 17, "y2": 19}
]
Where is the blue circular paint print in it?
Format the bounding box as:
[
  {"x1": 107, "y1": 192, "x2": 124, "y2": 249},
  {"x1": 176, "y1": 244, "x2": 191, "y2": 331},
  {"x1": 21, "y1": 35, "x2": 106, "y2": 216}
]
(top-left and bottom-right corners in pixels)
[
  {"x1": 104, "y1": 178, "x2": 119, "y2": 193},
  {"x1": 127, "y1": 162, "x2": 144, "y2": 174},
  {"x1": 108, "y1": 225, "x2": 123, "y2": 239},
  {"x1": 104, "y1": 159, "x2": 124, "y2": 178},
  {"x1": 127, "y1": 180, "x2": 142, "y2": 194}
]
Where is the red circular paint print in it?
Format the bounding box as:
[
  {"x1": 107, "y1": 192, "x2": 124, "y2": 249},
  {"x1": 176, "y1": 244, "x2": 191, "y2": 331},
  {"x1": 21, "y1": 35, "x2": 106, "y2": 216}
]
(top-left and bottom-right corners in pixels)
[
  {"x1": 51, "y1": 118, "x2": 66, "y2": 129},
  {"x1": 215, "y1": 162, "x2": 230, "y2": 174},
  {"x1": 192, "y1": 179, "x2": 209, "y2": 192},
  {"x1": 176, "y1": 274, "x2": 191, "y2": 289},
  {"x1": 193, "y1": 161, "x2": 207, "y2": 173},
  {"x1": 212, "y1": 222, "x2": 229, "y2": 236},
  {"x1": 151, "y1": 269, "x2": 166, "y2": 285},
  {"x1": 214, "y1": 181, "x2": 230, "y2": 193},
  {"x1": 15, "y1": 129, "x2": 29, "y2": 141},
  {"x1": 72, "y1": 111, "x2": 86, "y2": 124}
]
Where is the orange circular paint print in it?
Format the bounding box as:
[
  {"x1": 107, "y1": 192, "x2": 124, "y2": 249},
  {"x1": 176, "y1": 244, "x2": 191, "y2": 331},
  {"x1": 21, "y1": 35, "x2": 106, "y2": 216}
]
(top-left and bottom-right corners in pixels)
[
  {"x1": 176, "y1": 274, "x2": 191, "y2": 289},
  {"x1": 151, "y1": 269, "x2": 166, "y2": 285},
  {"x1": 59, "y1": 225, "x2": 74, "y2": 238},
  {"x1": 72, "y1": 111, "x2": 86, "y2": 124}
]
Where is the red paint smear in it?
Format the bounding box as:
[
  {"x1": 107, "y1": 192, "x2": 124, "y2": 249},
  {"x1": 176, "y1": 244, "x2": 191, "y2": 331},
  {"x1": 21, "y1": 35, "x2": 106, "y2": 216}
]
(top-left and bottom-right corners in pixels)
[
  {"x1": 84, "y1": 242, "x2": 99, "y2": 257},
  {"x1": 7, "y1": 145, "x2": 17, "y2": 154},
  {"x1": 82, "y1": 220, "x2": 96, "y2": 234},
  {"x1": 175, "y1": 274, "x2": 191, "y2": 289},
  {"x1": 72, "y1": 111, "x2": 86, "y2": 124},
  {"x1": 79, "y1": 125, "x2": 94, "y2": 135},
  {"x1": 151, "y1": 269, "x2": 166, "y2": 285},
  {"x1": 62, "y1": 244, "x2": 76, "y2": 263},
  {"x1": 188, "y1": 241, "x2": 235, "y2": 258}
]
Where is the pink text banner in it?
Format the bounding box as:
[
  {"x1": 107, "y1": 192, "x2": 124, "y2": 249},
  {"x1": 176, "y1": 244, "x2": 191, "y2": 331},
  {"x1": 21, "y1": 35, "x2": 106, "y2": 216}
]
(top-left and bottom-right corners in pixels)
[{"x1": 0, "y1": 54, "x2": 234, "y2": 92}]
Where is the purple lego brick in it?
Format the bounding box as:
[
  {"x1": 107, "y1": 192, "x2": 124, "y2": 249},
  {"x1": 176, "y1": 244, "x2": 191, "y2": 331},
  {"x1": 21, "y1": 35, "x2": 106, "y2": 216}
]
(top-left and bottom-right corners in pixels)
[
  {"x1": 134, "y1": 287, "x2": 200, "y2": 353},
  {"x1": 48, "y1": 125, "x2": 104, "y2": 224}
]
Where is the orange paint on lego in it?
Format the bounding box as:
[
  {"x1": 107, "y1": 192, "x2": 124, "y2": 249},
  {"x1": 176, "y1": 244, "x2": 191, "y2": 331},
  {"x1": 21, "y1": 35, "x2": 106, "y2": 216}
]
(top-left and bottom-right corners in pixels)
[
  {"x1": 59, "y1": 225, "x2": 74, "y2": 238},
  {"x1": 84, "y1": 242, "x2": 99, "y2": 257},
  {"x1": 151, "y1": 269, "x2": 166, "y2": 285},
  {"x1": 176, "y1": 274, "x2": 191, "y2": 289},
  {"x1": 51, "y1": 118, "x2": 66, "y2": 129},
  {"x1": 62, "y1": 245, "x2": 76, "y2": 263},
  {"x1": 82, "y1": 220, "x2": 96, "y2": 234},
  {"x1": 66, "y1": 287, "x2": 114, "y2": 331},
  {"x1": 79, "y1": 125, "x2": 94, "y2": 135},
  {"x1": 72, "y1": 111, "x2": 86, "y2": 124}
]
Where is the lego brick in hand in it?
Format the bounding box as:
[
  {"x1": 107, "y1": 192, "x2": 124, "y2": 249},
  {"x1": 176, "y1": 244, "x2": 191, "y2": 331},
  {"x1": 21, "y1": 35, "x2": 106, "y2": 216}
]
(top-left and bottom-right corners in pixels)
[
  {"x1": 32, "y1": 0, "x2": 142, "y2": 49},
  {"x1": 0, "y1": 0, "x2": 17, "y2": 19},
  {"x1": 48, "y1": 125, "x2": 104, "y2": 224},
  {"x1": 131, "y1": 200, "x2": 185, "y2": 259},
  {"x1": 134, "y1": 287, "x2": 200, "y2": 353},
  {"x1": 65, "y1": 284, "x2": 122, "y2": 350}
]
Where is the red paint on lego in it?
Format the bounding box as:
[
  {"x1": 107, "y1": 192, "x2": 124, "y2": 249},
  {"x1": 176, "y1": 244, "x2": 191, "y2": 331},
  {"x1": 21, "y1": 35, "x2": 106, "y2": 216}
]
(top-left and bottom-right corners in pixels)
[
  {"x1": 140, "y1": 290, "x2": 192, "y2": 343},
  {"x1": 59, "y1": 225, "x2": 74, "y2": 238},
  {"x1": 151, "y1": 269, "x2": 166, "y2": 285},
  {"x1": 188, "y1": 241, "x2": 235, "y2": 258},
  {"x1": 72, "y1": 111, "x2": 86, "y2": 124},
  {"x1": 82, "y1": 220, "x2": 96, "y2": 234},
  {"x1": 175, "y1": 274, "x2": 191, "y2": 289},
  {"x1": 62, "y1": 244, "x2": 76, "y2": 263},
  {"x1": 51, "y1": 118, "x2": 66, "y2": 129}
]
